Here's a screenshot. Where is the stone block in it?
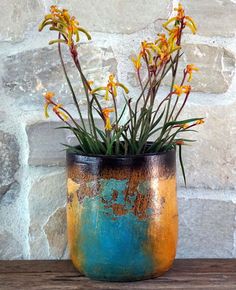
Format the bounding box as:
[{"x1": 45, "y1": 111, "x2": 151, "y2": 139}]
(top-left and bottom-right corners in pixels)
[
  {"x1": 128, "y1": 44, "x2": 235, "y2": 94},
  {"x1": 177, "y1": 190, "x2": 236, "y2": 258},
  {"x1": 0, "y1": 0, "x2": 44, "y2": 41},
  {"x1": 28, "y1": 169, "x2": 67, "y2": 259},
  {"x1": 27, "y1": 121, "x2": 67, "y2": 166},
  {"x1": 178, "y1": 44, "x2": 235, "y2": 94},
  {"x1": 47, "y1": 0, "x2": 171, "y2": 34},
  {"x1": 182, "y1": 0, "x2": 236, "y2": 37},
  {"x1": 27, "y1": 118, "x2": 104, "y2": 166},
  {"x1": 44, "y1": 207, "x2": 67, "y2": 258},
  {"x1": 2, "y1": 45, "x2": 117, "y2": 110},
  {"x1": 0, "y1": 231, "x2": 23, "y2": 259},
  {"x1": 176, "y1": 99, "x2": 236, "y2": 189},
  {"x1": 0, "y1": 131, "x2": 19, "y2": 200}
]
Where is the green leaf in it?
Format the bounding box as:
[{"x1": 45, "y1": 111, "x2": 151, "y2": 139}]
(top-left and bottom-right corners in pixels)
[
  {"x1": 178, "y1": 145, "x2": 186, "y2": 187},
  {"x1": 60, "y1": 143, "x2": 84, "y2": 154},
  {"x1": 165, "y1": 117, "x2": 204, "y2": 128},
  {"x1": 95, "y1": 128, "x2": 107, "y2": 143},
  {"x1": 150, "y1": 107, "x2": 166, "y2": 130},
  {"x1": 117, "y1": 104, "x2": 128, "y2": 124}
]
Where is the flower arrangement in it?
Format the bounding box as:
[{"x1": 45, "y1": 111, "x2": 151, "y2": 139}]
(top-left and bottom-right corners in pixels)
[{"x1": 39, "y1": 3, "x2": 204, "y2": 183}]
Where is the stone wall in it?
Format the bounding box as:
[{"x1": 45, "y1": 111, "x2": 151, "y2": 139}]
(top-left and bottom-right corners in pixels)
[{"x1": 0, "y1": 0, "x2": 236, "y2": 259}]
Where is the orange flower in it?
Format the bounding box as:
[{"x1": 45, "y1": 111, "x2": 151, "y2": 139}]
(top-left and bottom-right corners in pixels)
[
  {"x1": 91, "y1": 74, "x2": 129, "y2": 101},
  {"x1": 175, "y1": 3, "x2": 185, "y2": 21},
  {"x1": 43, "y1": 91, "x2": 55, "y2": 118},
  {"x1": 102, "y1": 108, "x2": 115, "y2": 131},
  {"x1": 155, "y1": 33, "x2": 168, "y2": 46},
  {"x1": 195, "y1": 119, "x2": 205, "y2": 125},
  {"x1": 179, "y1": 119, "x2": 204, "y2": 130},
  {"x1": 186, "y1": 64, "x2": 199, "y2": 82},
  {"x1": 173, "y1": 85, "x2": 191, "y2": 96},
  {"x1": 182, "y1": 85, "x2": 191, "y2": 94},
  {"x1": 139, "y1": 40, "x2": 166, "y2": 65},
  {"x1": 168, "y1": 26, "x2": 181, "y2": 44},
  {"x1": 173, "y1": 85, "x2": 183, "y2": 96},
  {"x1": 43, "y1": 91, "x2": 55, "y2": 101},
  {"x1": 176, "y1": 140, "x2": 185, "y2": 145},
  {"x1": 181, "y1": 123, "x2": 189, "y2": 129},
  {"x1": 140, "y1": 41, "x2": 153, "y2": 64},
  {"x1": 50, "y1": 5, "x2": 60, "y2": 14},
  {"x1": 141, "y1": 41, "x2": 153, "y2": 55}
]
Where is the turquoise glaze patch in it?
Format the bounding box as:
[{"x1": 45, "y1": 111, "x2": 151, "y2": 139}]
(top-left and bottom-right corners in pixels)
[{"x1": 77, "y1": 179, "x2": 156, "y2": 281}]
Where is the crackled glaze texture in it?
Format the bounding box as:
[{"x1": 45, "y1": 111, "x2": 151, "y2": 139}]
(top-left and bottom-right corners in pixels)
[{"x1": 66, "y1": 150, "x2": 177, "y2": 281}]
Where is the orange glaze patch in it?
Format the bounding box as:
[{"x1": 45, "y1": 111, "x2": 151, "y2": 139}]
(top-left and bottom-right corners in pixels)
[
  {"x1": 146, "y1": 176, "x2": 178, "y2": 275},
  {"x1": 111, "y1": 203, "x2": 128, "y2": 216},
  {"x1": 132, "y1": 192, "x2": 151, "y2": 220},
  {"x1": 67, "y1": 178, "x2": 84, "y2": 273}
]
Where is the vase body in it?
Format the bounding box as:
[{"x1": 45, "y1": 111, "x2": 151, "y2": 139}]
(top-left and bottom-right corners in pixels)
[{"x1": 66, "y1": 149, "x2": 178, "y2": 282}]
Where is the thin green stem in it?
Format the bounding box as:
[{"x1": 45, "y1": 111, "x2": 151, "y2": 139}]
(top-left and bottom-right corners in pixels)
[{"x1": 58, "y1": 34, "x2": 86, "y2": 131}]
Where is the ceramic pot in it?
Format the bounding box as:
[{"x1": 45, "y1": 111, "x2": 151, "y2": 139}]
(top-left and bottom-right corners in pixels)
[{"x1": 66, "y1": 149, "x2": 178, "y2": 282}]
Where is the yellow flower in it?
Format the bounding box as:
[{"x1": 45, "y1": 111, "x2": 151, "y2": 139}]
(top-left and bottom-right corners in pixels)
[
  {"x1": 142, "y1": 41, "x2": 160, "y2": 53},
  {"x1": 105, "y1": 118, "x2": 112, "y2": 131},
  {"x1": 131, "y1": 54, "x2": 142, "y2": 70},
  {"x1": 87, "y1": 80, "x2": 94, "y2": 86},
  {"x1": 186, "y1": 64, "x2": 199, "y2": 82},
  {"x1": 163, "y1": 3, "x2": 197, "y2": 35},
  {"x1": 154, "y1": 34, "x2": 180, "y2": 65},
  {"x1": 86, "y1": 80, "x2": 94, "y2": 92},
  {"x1": 53, "y1": 104, "x2": 68, "y2": 121},
  {"x1": 185, "y1": 16, "x2": 197, "y2": 34},
  {"x1": 173, "y1": 85, "x2": 183, "y2": 96},
  {"x1": 102, "y1": 108, "x2": 115, "y2": 131},
  {"x1": 133, "y1": 35, "x2": 180, "y2": 69},
  {"x1": 161, "y1": 43, "x2": 180, "y2": 64},
  {"x1": 43, "y1": 91, "x2": 68, "y2": 121},
  {"x1": 39, "y1": 5, "x2": 91, "y2": 46},
  {"x1": 90, "y1": 74, "x2": 129, "y2": 101}
]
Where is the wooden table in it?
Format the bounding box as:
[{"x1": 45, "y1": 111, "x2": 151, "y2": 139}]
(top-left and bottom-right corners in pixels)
[{"x1": 0, "y1": 259, "x2": 236, "y2": 289}]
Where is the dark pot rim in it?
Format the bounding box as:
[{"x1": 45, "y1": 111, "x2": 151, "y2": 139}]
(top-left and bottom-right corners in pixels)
[
  {"x1": 67, "y1": 147, "x2": 176, "y2": 158},
  {"x1": 66, "y1": 144, "x2": 176, "y2": 167}
]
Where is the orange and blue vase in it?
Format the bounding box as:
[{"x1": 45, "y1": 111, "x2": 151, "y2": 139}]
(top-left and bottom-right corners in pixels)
[{"x1": 66, "y1": 149, "x2": 178, "y2": 281}]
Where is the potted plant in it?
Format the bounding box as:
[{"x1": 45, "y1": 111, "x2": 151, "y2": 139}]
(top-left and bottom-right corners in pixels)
[{"x1": 38, "y1": 3, "x2": 204, "y2": 282}]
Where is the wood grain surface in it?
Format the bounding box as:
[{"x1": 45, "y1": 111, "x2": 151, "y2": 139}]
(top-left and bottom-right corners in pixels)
[{"x1": 0, "y1": 259, "x2": 236, "y2": 289}]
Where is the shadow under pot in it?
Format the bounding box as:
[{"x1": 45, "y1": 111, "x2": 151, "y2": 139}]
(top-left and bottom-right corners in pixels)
[{"x1": 66, "y1": 148, "x2": 178, "y2": 282}]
